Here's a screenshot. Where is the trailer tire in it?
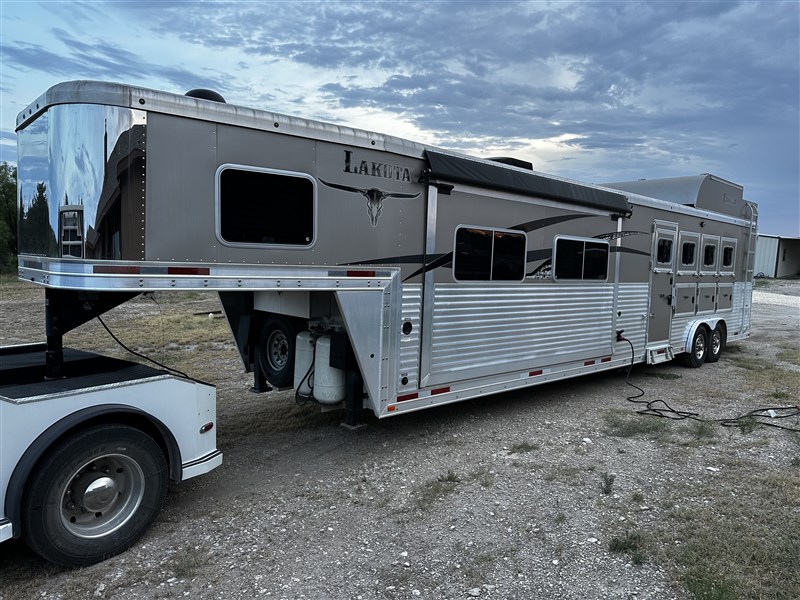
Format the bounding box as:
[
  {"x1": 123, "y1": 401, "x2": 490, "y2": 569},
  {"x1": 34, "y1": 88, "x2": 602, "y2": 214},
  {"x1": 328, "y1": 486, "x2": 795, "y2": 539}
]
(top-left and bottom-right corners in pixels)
[
  {"x1": 682, "y1": 328, "x2": 708, "y2": 368},
  {"x1": 258, "y1": 315, "x2": 296, "y2": 388},
  {"x1": 706, "y1": 324, "x2": 725, "y2": 364},
  {"x1": 21, "y1": 424, "x2": 167, "y2": 567}
]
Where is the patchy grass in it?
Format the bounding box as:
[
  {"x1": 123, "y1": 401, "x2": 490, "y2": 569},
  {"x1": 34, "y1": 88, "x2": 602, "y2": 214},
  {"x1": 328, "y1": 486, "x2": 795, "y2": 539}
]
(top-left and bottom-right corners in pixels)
[
  {"x1": 414, "y1": 471, "x2": 461, "y2": 509},
  {"x1": 603, "y1": 410, "x2": 672, "y2": 440},
  {"x1": 776, "y1": 345, "x2": 800, "y2": 366},
  {"x1": 726, "y1": 355, "x2": 800, "y2": 395},
  {"x1": 608, "y1": 530, "x2": 645, "y2": 564},
  {"x1": 170, "y1": 545, "x2": 208, "y2": 579},
  {"x1": 640, "y1": 371, "x2": 682, "y2": 380},
  {"x1": 599, "y1": 472, "x2": 616, "y2": 495},
  {"x1": 469, "y1": 466, "x2": 495, "y2": 488},
  {"x1": 679, "y1": 420, "x2": 717, "y2": 446},
  {"x1": 509, "y1": 440, "x2": 540, "y2": 453},
  {"x1": 656, "y1": 469, "x2": 800, "y2": 600}
]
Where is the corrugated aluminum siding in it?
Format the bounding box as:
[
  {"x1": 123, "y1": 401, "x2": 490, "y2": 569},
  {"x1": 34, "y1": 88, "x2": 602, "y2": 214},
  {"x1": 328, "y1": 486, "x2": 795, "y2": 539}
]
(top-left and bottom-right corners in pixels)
[{"x1": 429, "y1": 284, "x2": 615, "y2": 378}]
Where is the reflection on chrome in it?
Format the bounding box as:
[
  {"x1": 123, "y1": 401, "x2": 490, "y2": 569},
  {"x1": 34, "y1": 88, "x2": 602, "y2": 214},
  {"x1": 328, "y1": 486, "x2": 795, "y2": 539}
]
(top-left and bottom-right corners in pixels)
[{"x1": 17, "y1": 104, "x2": 147, "y2": 259}]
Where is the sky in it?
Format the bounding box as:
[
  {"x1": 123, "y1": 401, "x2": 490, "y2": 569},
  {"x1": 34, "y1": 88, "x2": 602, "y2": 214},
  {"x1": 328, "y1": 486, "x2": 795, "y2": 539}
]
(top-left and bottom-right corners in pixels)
[{"x1": 1, "y1": 0, "x2": 798, "y2": 236}]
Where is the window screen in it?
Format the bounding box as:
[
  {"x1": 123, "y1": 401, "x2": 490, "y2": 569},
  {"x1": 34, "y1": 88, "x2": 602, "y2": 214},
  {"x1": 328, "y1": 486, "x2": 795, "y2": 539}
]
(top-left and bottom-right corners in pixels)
[
  {"x1": 454, "y1": 227, "x2": 526, "y2": 281},
  {"x1": 554, "y1": 238, "x2": 609, "y2": 281},
  {"x1": 219, "y1": 168, "x2": 314, "y2": 245}
]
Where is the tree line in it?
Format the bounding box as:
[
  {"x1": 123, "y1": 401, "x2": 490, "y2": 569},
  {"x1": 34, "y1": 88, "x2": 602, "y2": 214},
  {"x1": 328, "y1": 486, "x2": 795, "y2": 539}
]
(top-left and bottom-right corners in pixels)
[{"x1": 0, "y1": 162, "x2": 17, "y2": 273}]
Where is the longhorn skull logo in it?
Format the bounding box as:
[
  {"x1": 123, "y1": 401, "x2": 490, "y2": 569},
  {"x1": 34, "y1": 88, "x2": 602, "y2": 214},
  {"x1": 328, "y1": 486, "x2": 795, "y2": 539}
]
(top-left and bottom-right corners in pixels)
[{"x1": 320, "y1": 180, "x2": 420, "y2": 227}]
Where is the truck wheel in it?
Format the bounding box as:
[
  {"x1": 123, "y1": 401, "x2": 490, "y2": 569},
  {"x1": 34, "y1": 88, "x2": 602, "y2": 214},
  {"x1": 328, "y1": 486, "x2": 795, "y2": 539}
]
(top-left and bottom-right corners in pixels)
[
  {"x1": 258, "y1": 315, "x2": 296, "y2": 387},
  {"x1": 682, "y1": 328, "x2": 708, "y2": 368},
  {"x1": 22, "y1": 424, "x2": 167, "y2": 567},
  {"x1": 705, "y1": 325, "x2": 725, "y2": 364}
]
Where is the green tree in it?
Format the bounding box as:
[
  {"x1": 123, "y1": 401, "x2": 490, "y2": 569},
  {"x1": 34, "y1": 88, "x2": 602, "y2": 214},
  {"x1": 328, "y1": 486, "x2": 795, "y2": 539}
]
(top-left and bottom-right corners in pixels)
[{"x1": 0, "y1": 161, "x2": 17, "y2": 271}]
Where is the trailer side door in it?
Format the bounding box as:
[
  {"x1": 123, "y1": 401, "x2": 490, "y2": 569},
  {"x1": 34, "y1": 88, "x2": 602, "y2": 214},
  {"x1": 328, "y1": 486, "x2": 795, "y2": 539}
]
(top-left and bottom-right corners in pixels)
[{"x1": 648, "y1": 221, "x2": 677, "y2": 345}]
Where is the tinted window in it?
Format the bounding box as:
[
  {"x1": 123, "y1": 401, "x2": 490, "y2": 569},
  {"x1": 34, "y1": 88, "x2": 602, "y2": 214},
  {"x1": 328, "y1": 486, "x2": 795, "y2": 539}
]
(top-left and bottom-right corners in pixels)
[
  {"x1": 657, "y1": 238, "x2": 672, "y2": 264},
  {"x1": 722, "y1": 246, "x2": 734, "y2": 268},
  {"x1": 219, "y1": 168, "x2": 314, "y2": 245},
  {"x1": 555, "y1": 238, "x2": 609, "y2": 281},
  {"x1": 554, "y1": 238, "x2": 584, "y2": 279},
  {"x1": 703, "y1": 244, "x2": 716, "y2": 267},
  {"x1": 584, "y1": 241, "x2": 609, "y2": 279},
  {"x1": 454, "y1": 228, "x2": 492, "y2": 280},
  {"x1": 492, "y1": 231, "x2": 526, "y2": 280},
  {"x1": 454, "y1": 227, "x2": 526, "y2": 281},
  {"x1": 681, "y1": 242, "x2": 696, "y2": 266}
]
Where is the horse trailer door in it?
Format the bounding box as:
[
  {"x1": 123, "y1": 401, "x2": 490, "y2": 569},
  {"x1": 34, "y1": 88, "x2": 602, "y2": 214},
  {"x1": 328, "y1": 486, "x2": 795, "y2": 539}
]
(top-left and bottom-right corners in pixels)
[{"x1": 648, "y1": 221, "x2": 677, "y2": 344}]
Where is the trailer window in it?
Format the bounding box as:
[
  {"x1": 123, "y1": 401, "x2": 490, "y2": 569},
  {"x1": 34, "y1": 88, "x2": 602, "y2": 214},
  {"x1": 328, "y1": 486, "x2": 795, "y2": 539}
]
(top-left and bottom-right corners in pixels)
[
  {"x1": 218, "y1": 167, "x2": 314, "y2": 246},
  {"x1": 554, "y1": 237, "x2": 608, "y2": 281},
  {"x1": 681, "y1": 242, "x2": 696, "y2": 266},
  {"x1": 703, "y1": 244, "x2": 716, "y2": 268},
  {"x1": 454, "y1": 227, "x2": 526, "y2": 281},
  {"x1": 657, "y1": 239, "x2": 673, "y2": 264},
  {"x1": 722, "y1": 245, "x2": 734, "y2": 269}
]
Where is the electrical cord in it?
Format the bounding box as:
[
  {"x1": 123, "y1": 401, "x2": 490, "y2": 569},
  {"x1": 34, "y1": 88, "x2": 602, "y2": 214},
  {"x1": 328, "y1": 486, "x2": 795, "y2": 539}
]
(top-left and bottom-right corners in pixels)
[
  {"x1": 96, "y1": 313, "x2": 199, "y2": 383},
  {"x1": 294, "y1": 332, "x2": 319, "y2": 406},
  {"x1": 618, "y1": 335, "x2": 800, "y2": 432}
]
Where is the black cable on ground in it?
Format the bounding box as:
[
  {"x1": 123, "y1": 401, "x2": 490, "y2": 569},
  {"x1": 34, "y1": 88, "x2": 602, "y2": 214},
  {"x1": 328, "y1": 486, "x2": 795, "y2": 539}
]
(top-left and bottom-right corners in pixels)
[{"x1": 618, "y1": 335, "x2": 800, "y2": 432}]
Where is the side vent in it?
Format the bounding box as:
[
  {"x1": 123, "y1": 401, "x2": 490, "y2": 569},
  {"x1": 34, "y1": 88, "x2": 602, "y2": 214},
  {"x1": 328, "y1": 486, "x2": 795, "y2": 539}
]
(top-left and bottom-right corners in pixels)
[{"x1": 185, "y1": 89, "x2": 226, "y2": 103}]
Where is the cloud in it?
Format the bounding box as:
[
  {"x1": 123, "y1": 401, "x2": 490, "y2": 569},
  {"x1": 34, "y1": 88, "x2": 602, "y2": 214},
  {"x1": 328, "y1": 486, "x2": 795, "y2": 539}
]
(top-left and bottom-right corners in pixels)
[{"x1": 2, "y1": 27, "x2": 227, "y2": 94}]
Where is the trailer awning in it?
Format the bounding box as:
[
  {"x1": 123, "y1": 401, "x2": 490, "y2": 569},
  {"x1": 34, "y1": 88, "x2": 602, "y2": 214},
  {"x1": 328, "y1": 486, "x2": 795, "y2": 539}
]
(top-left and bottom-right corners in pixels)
[{"x1": 424, "y1": 150, "x2": 631, "y2": 216}]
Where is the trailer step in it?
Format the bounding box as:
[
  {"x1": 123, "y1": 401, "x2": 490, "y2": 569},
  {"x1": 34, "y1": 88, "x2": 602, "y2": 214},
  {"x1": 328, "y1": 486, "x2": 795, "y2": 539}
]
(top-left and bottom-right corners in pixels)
[{"x1": 646, "y1": 345, "x2": 675, "y2": 364}]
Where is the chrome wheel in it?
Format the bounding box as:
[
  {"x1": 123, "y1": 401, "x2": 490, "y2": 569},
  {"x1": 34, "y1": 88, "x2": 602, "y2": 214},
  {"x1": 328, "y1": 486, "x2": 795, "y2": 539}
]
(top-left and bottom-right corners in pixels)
[
  {"x1": 60, "y1": 454, "x2": 145, "y2": 539},
  {"x1": 693, "y1": 332, "x2": 706, "y2": 361}
]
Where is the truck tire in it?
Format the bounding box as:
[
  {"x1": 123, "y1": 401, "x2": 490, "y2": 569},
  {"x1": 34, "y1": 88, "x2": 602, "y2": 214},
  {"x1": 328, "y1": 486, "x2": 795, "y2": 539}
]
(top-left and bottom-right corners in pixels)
[
  {"x1": 21, "y1": 424, "x2": 168, "y2": 567},
  {"x1": 682, "y1": 328, "x2": 708, "y2": 368},
  {"x1": 257, "y1": 315, "x2": 296, "y2": 388},
  {"x1": 705, "y1": 324, "x2": 725, "y2": 364}
]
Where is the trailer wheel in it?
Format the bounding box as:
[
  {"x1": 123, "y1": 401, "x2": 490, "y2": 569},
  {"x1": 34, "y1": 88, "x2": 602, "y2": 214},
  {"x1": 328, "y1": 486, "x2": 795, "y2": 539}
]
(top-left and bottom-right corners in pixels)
[
  {"x1": 22, "y1": 424, "x2": 167, "y2": 567},
  {"x1": 706, "y1": 325, "x2": 725, "y2": 364},
  {"x1": 258, "y1": 315, "x2": 296, "y2": 388},
  {"x1": 682, "y1": 328, "x2": 708, "y2": 368}
]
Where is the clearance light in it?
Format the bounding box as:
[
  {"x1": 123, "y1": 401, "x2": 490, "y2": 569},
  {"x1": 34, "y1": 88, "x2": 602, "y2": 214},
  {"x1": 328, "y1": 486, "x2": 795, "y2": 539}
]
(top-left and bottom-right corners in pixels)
[
  {"x1": 199, "y1": 422, "x2": 214, "y2": 433},
  {"x1": 346, "y1": 270, "x2": 376, "y2": 277}
]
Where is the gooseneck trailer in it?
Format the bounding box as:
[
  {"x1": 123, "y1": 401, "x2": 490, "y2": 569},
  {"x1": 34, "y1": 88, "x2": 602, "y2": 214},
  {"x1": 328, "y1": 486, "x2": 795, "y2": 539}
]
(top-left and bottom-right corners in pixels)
[{"x1": 2, "y1": 81, "x2": 756, "y2": 565}]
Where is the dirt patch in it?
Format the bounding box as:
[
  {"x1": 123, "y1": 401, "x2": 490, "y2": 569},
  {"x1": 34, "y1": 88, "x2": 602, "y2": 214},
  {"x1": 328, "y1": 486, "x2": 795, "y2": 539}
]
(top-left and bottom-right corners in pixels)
[{"x1": 1, "y1": 277, "x2": 798, "y2": 600}]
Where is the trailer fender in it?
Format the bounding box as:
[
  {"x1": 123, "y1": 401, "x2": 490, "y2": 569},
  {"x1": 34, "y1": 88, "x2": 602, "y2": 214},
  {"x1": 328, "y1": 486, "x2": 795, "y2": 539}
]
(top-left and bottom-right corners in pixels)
[
  {"x1": 683, "y1": 320, "x2": 715, "y2": 355},
  {"x1": 4, "y1": 404, "x2": 180, "y2": 539}
]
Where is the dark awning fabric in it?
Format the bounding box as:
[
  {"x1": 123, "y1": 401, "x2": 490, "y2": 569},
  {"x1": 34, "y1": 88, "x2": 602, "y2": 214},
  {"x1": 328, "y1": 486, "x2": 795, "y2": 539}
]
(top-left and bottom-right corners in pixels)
[{"x1": 424, "y1": 150, "x2": 631, "y2": 216}]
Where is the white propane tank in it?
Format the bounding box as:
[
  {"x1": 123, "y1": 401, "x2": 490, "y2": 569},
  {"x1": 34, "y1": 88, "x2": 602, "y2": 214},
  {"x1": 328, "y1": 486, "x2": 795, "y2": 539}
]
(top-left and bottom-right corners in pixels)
[
  {"x1": 314, "y1": 335, "x2": 346, "y2": 404},
  {"x1": 293, "y1": 331, "x2": 314, "y2": 395}
]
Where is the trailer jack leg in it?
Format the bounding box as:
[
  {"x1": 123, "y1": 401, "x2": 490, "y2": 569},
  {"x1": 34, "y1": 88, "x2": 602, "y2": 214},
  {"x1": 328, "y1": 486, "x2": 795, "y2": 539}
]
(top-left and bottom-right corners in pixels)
[{"x1": 341, "y1": 367, "x2": 366, "y2": 431}]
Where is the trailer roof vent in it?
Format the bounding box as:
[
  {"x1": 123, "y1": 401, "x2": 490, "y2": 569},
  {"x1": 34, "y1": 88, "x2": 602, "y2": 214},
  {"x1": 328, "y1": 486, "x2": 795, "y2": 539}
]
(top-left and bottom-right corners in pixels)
[
  {"x1": 487, "y1": 156, "x2": 533, "y2": 170},
  {"x1": 185, "y1": 89, "x2": 226, "y2": 103}
]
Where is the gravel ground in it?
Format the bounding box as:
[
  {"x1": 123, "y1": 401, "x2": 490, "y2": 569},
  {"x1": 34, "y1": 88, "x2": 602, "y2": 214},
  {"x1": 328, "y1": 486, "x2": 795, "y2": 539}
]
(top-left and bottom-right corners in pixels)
[{"x1": 0, "y1": 278, "x2": 798, "y2": 600}]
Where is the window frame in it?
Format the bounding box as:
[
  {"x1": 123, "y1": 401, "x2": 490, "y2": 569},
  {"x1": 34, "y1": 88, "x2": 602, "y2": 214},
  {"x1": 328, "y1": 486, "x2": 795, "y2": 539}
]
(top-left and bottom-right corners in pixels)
[
  {"x1": 700, "y1": 234, "x2": 720, "y2": 275},
  {"x1": 215, "y1": 163, "x2": 317, "y2": 249},
  {"x1": 452, "y1": 225, "x2": 527, "y2": 283},
  {"x1": 677, "y1": 231, "x2": 700, "y2": 275},
  {"x1": 552, "y1": 235, "x2": 610, "y2": 282},
  {"x1": 720, "y1": 237, "x2": 737, "y2": 273}
]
